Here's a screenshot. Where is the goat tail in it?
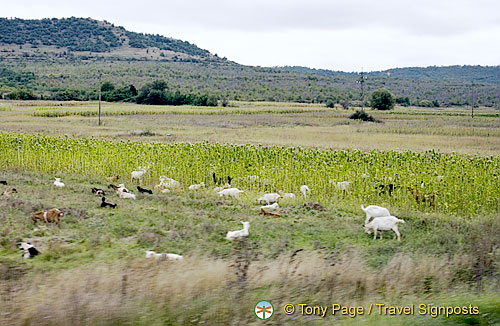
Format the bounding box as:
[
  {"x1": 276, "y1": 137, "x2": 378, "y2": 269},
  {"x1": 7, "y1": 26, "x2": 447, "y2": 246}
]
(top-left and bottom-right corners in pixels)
[
  {"x1": 397, "y1": 218, "x2": 405, "y2": 224},
  {"x1": 360, "y1": 204, "x2": 365, "y2": 211}
]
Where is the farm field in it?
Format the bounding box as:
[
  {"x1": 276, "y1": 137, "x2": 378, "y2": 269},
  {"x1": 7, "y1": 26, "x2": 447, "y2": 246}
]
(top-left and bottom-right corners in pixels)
[
  {"x1": 0, "y1": 101, "x2": 500, "y2": 325},
  {"x1": 0, "y1": 100, "x2": 499, "y2": 155}
]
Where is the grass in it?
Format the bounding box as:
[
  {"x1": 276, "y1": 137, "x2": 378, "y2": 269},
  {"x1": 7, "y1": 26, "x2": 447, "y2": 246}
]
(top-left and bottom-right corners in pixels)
[
  {"x1": 0, "y1": 100, "x2": 499, "y2": 325},
  {"x1": 0, "y1": 169, "x2": 499, "y2": 325},
  {"x1": 1, "y1": 100, "x2": 499, "y2": 156}
]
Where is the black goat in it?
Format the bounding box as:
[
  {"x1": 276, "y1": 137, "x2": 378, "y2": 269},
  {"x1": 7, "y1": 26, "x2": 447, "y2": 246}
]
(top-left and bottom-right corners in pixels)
[
  {"x1": 376, "y1": 183, "x2": 399, "y2": 196},
  {"x1": 0, "y1": 180, "x2": 7, "y2": 185},
  {"x1": 213, "y1": 173, "x2": 231, "y2": 186},
  {"x1": 101, "y1": 197, "x2": 117, "y2": 208},
  {"x1": 137, "y1": 186, "x2": 153, "y2": 194}
]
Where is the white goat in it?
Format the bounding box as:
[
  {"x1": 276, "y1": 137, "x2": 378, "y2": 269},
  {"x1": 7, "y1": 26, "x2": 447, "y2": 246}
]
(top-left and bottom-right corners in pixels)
[
  {"x1": 53, "y1": 178, "x2": 65, "y2": 187},
  {"x1": 226, "y1": 221, "x2": 250, "y2": 240},
  {"x1": 218, "y1": 188, "x2": 244, "y2": 199},
  {"x1": 260, "y1": 202, "x2": 279, "y2": 211},
  {"x1": 119, "y1": 191, "x2": 136, "y2": 199},
  {"x1": 333, "y1": 180, "x2": 351, "y2": 192},
  {"x1": 361, "y1": 204, "x2": 391, "y2": 224},
  {"x1": 115, "y1": 184, "x2": 129, "y2": 193},
  {"x1": 300, "y1": 185, "x2": 310, "y2": 199},
  {"x1": 145, "y1": 250, "x2": 183, "y2": 260},
  {"x1": 364, "y1": 215, "x2": 405, "y2": 241},
  {"x1": 282, "y1": 192, "x2": 296, "y2": 200},
  {"x1": 257, "y1": 193, "x2": 281, "y2": 205},
  {"x1": 131, "y1": 166, "x2": 149, "y2": 182},
  {"x1": 188, "y1": 182, "x2": 205, "y2": 190},
  {"x1": 155, "y1": 176, "x2": 180, "y2": 191}
]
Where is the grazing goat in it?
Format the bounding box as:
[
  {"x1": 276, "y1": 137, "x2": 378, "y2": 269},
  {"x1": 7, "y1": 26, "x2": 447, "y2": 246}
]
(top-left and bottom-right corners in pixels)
[
  {"x1": 18, "y1": 242, "x2": 39, "y2": 258},
  {"x1": 105, "y1": 175, "x2": 120, "y2": 182},
  {"x1": 257, "y1": 193, "x2": 281, "y2": 205},
  {"x1": 53, "y1": 178, "x2": 65, "y2": 187},
  {"x1": 330, "y1": 179, "x2": 351, "y2": 193},
  {"x1": 100, "y1": 197, "x2": 117, "y2": 208},
  {"x1": 364, "y1": 215, "x2": 405, "y2": 241},
  {"x1": 131, "y1": 166, "x2": 149, "y2": 183},
  {"x1": 361, "y1": 204, "x2": 391, "y2": 224},
  {"x1": 145, "y1": 250, "x2": 184, "y2": 261},
  {"x1": 226, "y1": 221, "x2": 250, "y2": 240},
  {"x1": 137, "y1": 186, "x2": 153, "y2": 194},
  {"x1": 188, "y1": 182, "x2": 205, "y2": 190},
  {"x1": 213, "y1": 173, "x2": 231, "y2": 186},
  {"x1": 281, "y1": 192, "x2": 296, "y2": 200},
  {"x1": 31, "y1": 208, "x2": 63, "y2": 226},
  {"x1": 300, "y1": 185, "x2": 310, "y2": 199},
  {"x1": 376, "y1": 183, "x2": 398, "y2": 196},
  {"x1": 0, "y1": 180, "x2": 7, "y2": 185},
  {"x1": 408, "y1": 187, "x2": 436, "y2": 207},
  {"x1": 218, "y1": 188, "x2": 244, "y2": 199},
  {"x1": 1, "y1": 188, "x2": 17, "y2": 198},
  {"x1": 91, "y1": 187, "x2": 106, "y2": 196}
]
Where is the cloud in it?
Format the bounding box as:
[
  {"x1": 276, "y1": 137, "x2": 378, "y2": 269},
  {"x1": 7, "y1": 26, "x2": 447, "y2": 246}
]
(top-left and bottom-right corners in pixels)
[{"x1": 1, "y1": 0, "x2": 499, "y2": 70}]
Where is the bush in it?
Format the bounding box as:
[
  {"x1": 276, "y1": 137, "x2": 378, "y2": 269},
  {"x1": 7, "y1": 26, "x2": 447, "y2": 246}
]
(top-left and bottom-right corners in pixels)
[
  {"x1": 349, "y1": 110, "x2": 381, "y2": 123},
  {"x1": 6, "y1": 88, "x2": 36, "y2": 100},
  {"x1": 371, "y1": 88, "x2": 396, "y2": 110},
  {"x1": 325, "y1": 100, "x2": 335, "y2": 108}
]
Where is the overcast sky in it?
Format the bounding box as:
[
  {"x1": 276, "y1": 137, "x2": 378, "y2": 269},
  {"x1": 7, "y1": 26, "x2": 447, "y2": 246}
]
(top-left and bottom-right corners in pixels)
[{"x1": 2, "y1": 0, "x2": 499, "y2": 71}]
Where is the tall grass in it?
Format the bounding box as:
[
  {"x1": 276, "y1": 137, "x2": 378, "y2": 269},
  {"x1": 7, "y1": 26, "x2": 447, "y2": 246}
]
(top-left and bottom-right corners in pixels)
[{"x1": 0, "y1": 132, "x2": 499, "y2": 215}]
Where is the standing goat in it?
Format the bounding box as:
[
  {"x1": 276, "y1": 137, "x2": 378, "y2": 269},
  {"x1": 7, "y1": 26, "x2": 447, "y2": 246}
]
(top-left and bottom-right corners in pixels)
[{"x1": 364, "y1": 215, "x2": 405, "y2": 241}]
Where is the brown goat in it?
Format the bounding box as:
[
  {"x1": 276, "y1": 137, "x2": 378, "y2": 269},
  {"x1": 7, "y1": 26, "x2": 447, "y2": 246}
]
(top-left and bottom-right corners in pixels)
[
  {"x1": 260, "y1": 208, "x2": 281, "y2": 218},
  {"x1": 31, "y1": 208, "x2": 63, "y2": 226},
  {"x1": 408, "y1": 187, "x2": 436, "y2": 207}
]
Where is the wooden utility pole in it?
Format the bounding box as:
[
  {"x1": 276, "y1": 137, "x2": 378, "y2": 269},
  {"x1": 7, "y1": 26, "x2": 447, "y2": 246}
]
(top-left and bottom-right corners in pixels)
[
  {"x1": 470, "y1": 82, "x2": 474, "y2": 119},
  {"x1": 98, "y1": 71, "x2": 102, "y2": 126}
]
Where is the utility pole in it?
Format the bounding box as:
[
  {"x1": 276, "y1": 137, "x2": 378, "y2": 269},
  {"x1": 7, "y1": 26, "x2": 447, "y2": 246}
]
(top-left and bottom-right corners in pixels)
[
  {"x1": 98, "y1": 71, "x2": 102, "y2": 126},
  {"x1": 470, "y1": 81, "x2": 474, "y2": 119},
  {"x1": 356, "y1": 68, "x2": 367, "y2": 108}
]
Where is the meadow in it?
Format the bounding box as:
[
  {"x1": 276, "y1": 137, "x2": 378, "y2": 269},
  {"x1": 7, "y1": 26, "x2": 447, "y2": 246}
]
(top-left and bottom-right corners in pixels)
[{"x1": 0, "y1": 101, "x2": 500, "y2": 325}]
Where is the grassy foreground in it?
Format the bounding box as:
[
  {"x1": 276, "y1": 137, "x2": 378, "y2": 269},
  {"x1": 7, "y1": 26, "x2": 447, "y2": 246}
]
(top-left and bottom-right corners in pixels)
[{"x1": 1, "y1": 166, "x2": 500, "y2": 325}]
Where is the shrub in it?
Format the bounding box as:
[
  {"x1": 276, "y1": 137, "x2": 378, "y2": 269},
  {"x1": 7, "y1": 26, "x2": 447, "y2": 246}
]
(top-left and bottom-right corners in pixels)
[
  {"x1": 349, "y1": 110, "x2": 380, "y2": 123},
  {"x1": 371, "y1": 88, "x2": 396, "y2": 110}
]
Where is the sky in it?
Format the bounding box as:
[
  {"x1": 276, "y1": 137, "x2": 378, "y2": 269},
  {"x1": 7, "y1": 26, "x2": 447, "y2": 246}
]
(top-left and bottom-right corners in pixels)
[{"x1": 1, "y1": 0, "x2": 499, "y2": 71}]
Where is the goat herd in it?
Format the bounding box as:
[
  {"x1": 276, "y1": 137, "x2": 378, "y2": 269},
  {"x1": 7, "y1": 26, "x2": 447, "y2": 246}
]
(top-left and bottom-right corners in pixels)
[{"x1": 2, "y1": 167, "x2": 412, "y2": 261}]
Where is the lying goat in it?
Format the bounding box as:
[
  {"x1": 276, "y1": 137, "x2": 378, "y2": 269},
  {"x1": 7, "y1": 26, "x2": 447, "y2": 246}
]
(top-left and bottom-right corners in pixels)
[
  {"x1": 18, "y1": 242, "x2": 40, "y2": 258},
  {"x1": 145, "y1": 250, "x2": 184, "y2": 261},
  {"x1": 1, "y1": 188, "x2": 17, "y2": 198},
  {"x1": 100, "y1": 197, "x2": 117, "y2": 208},
  {"x1": 91, "y1": 187, "x2": 106, "y2": 196},
  {"x1": 31, "y1": 208, "x2": 63, "y2": 226},
  {"x1": 137, "y1": 186, "x2": 153, "y2": 194},
  {"x1": 0, "y1": 180, "x2": 7, "y2": 185}
]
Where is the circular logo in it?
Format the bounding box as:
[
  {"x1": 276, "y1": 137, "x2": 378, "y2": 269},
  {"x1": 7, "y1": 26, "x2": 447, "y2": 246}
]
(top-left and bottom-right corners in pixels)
[{"x1": 255, "y1": 300, "x2": 274, "y2": 320}]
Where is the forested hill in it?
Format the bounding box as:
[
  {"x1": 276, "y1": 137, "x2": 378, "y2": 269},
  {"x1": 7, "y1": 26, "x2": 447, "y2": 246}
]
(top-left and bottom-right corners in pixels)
[
  {"x1": 283, "y1": 65, "x2": 500, "y2": 85},
  {"x1": 0, "y1": 17, "x2": 213, "y2": 59},
  {"x1": 0, "y1": 17, "x2": 498, "y2": 107}
]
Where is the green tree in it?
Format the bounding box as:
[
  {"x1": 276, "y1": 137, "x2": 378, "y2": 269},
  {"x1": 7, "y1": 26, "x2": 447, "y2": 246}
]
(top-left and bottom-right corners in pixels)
[
  {"x1": 101, "y1": 81, "x2": 115, "y2": 92},
  {"x1": 371, "y1": 88, "x2": 396, "y2": 110}
]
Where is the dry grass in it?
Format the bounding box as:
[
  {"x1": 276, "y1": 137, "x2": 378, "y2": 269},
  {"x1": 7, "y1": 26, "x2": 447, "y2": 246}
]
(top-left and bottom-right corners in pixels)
[
  {"x1": 1, "y1": 249, "x2": 484, "y2": 326},
  {"x1": 0, "y1": 101, "x2": 499, "y2": 155}
]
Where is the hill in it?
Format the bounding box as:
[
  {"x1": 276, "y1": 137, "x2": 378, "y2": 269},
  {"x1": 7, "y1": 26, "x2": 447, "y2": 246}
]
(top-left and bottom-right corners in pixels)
[
  {"x1": 0, "y1": 17, "x2": 498, "y2": 107},
  {"x1": 0, "y1": 17, "x2": 216, "y2": 61}
]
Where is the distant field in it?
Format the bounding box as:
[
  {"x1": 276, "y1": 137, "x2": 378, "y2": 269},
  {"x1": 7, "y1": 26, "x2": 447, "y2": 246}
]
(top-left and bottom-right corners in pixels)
[{"x1": 0, "y1": 100, "x2": 499, "y2": 155}]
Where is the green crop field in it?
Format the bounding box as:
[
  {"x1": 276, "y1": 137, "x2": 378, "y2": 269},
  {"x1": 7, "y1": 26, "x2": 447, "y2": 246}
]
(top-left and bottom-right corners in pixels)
[{"x1": 1, "y1": 101, "x2": 500, "y2": 325}]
